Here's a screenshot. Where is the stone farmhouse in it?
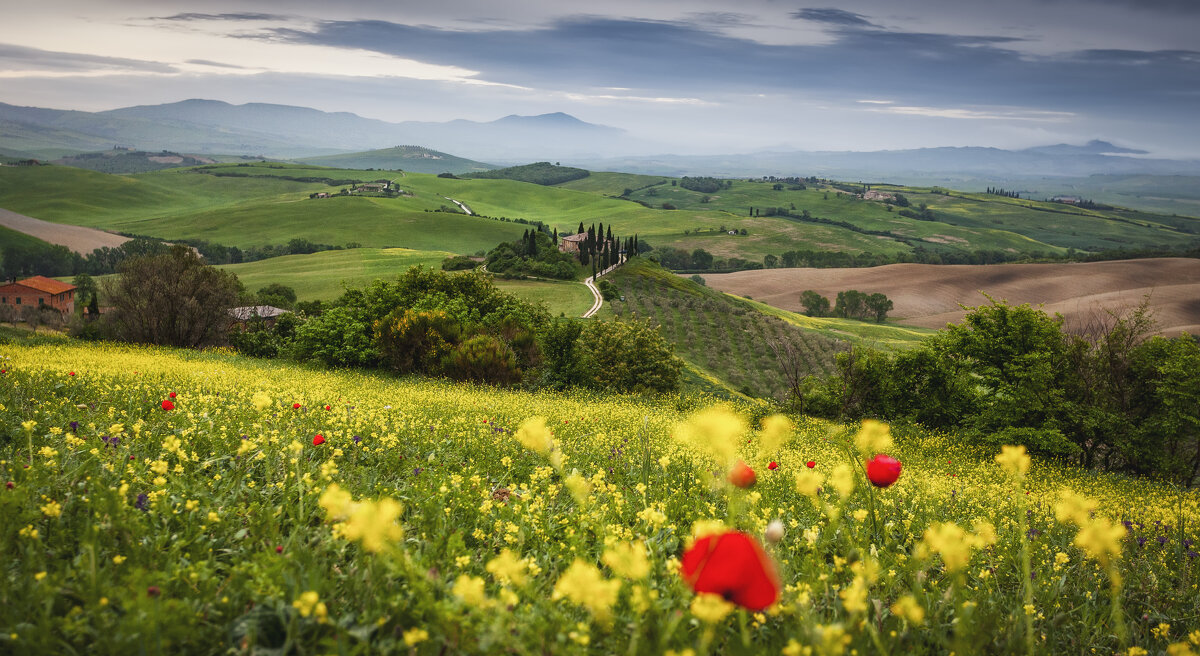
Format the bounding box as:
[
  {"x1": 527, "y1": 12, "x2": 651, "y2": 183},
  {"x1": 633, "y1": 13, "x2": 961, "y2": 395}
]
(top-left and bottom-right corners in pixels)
[
  {"x1": 0, "y1": 276, "x2": 76, "y2": 314},
  {"x1": 558, "y1": 233, "x2": 588, "y2": 254}
]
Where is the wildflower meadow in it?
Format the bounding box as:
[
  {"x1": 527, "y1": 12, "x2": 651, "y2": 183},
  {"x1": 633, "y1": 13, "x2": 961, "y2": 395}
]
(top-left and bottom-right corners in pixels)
[{"x1": 1, "y1": 340, "x2": 1198, "y2": 655}]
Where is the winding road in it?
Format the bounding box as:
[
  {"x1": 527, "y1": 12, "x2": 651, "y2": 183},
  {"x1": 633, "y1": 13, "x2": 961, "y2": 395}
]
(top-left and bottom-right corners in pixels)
[{"x1": 582, "y1": 262, "x2": 621, "y2": 318}]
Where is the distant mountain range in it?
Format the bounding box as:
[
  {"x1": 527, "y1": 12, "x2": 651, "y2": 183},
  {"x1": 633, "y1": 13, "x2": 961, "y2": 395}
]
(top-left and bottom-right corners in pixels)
[
  {"x1": 0, "y1": 99, "x2": 630, "y2": 160},
  {"x1": 2, "y1": 99, "x2": 1199, "y2": 181}
]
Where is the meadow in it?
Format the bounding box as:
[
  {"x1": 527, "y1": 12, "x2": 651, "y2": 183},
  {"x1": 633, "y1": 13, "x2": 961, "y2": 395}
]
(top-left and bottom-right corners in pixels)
[
  {"x1": 5, "y1": 163, "x2": 1196, "y2": 269},
  {"x1": 2, "y1": 339, "x2": 1198, "y2": 655}
]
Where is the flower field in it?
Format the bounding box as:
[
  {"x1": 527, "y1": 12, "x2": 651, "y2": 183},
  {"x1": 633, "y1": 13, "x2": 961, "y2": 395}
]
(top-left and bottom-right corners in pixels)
[{"x1": 2, "y1": 340, "x2": 1199, "y2": 655}]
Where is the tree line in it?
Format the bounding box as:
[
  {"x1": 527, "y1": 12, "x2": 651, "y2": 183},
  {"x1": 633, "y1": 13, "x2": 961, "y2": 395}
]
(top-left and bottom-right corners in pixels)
[
  {"x1": 788, "y1": 297, "x2": 1200, "y2": 486},
  {"x1": 799, "y1": 290, "x2": 892, "y2": 322}
]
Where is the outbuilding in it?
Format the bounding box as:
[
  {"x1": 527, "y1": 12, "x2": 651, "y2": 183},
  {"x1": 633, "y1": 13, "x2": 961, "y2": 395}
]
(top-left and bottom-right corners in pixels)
[{"x1": 0, "y1": 276, "x2": 76, "y2": 314}]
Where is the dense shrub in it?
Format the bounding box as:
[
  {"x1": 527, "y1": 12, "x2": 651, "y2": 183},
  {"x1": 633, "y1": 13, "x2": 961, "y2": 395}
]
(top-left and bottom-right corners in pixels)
[
  {"x1": 577, "y1": 319, "x2": 682, "y2": 394},
  {"x1": 442, "y1": 334, "x2": 522, "y2": 385},
  {"x1": 375, "y1": 309, "x2": 462, "y2": 375}
]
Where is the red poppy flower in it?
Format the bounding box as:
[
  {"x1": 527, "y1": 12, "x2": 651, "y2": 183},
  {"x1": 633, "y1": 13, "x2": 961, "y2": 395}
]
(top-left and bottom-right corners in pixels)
[
  {"x1": 806, "y1": 461, "x2": 816, "y2": 469},
  {"x1": 728, "y1": 460, "x2": 756, "y2": 488},
  {"x1": 325, "y1": 405, "x2": 331, "y2": 411},
  {"x1": 866, "y1": 454, "x2": 902, "y2": 488},
  {"x1": 146, "y1": 586, "x2": 161, "y2": 598},
  {"x1": 767, "y1": 461, "x2": 779, "y2": 470},
  {"x1": 69, "y1": 371, "x2": 76, "y2": 376},
  {"x1": 275, "y1": 545, "x2": 284, "y2": 554},
  {"x1": 5, "y1": 481, "x2": 13, "y2": 489},
  {"x1": 681, "y1": 531, "x2": 780, "y2": 611},
  {"x1": 161, "y1": 400, "x2": 175, "y2": 411},
  {"x1": 293, "y1": 403, "x2": 301, "y2": 409},
  {"x1": 168, "y1": 392, "x2": 176, "y2": 399},
  {"x1": 312, "y1": 434, "x2": 326, "y2": 446}
]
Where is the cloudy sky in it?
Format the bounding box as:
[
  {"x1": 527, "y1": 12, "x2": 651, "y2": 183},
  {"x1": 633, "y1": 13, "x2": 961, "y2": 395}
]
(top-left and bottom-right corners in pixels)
[{"x1": 2, "y1": 0, "x2": 1199, "y2": 156}]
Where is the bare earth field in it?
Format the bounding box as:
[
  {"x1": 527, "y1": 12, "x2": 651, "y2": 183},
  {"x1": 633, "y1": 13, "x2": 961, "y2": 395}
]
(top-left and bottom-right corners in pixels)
[
  {"x1": 0, "y1": 207, "x2": 130, "y2": 253},
  {"x1": 703, "y1": 258, "x2": 1200, "y2": 336}
]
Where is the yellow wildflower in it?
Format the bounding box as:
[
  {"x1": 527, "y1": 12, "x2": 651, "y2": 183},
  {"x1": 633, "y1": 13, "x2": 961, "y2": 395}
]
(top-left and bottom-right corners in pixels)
[
  {"x1": 318, "y1": 483, "x2": 355, "y2": 520},
  {"x1": 1166, "y1": 643, "x2": 1196, "y2": 656},
  {"x1": 854, "y1": 419, "x2": 893, "y2": 455},
  {"x1": 923, "y1": 522, "x2": 972, "y2": 572},
  {"x1": 891, "y1": 595, "x2": 926, "y2": 625},
  {"x1": 690, "y1": 593, "x2": 734, "y2": 623},
  {"x1": 551, "y1": 560, "x2": 622, "y2": 621},
  {"x1": 603, "y1": 541, "x2": 651, "y2": 580},
  {"x1": 340, "y1": 498, "x2": 404, "y2": 553},
  {"x1": 514, "y1": 416, "x2": 555, "y2": 454},
  {"x1": 839, "y1": 576, "x2": 869, "y2": 614},
  {"x1": 1055, "y1": 489, "x2": 1097, "y2": 525},
  {"x1": 673, "y1": 406, "x2": 746, "y2": 466},
  {"x1": 795, "y1": 468, "x2": 822, "y2": 498},
  {"x1": 292, "y1": 591, "x2": 326, "y2": 620},
  {"x1": 402, "y1": 628, "x2": 429, "y2": 647},
  {"x1": 486, "y1": 549, "x2": 528, "y2": 586},
  {"x1": 758, "y1": 414, "x2": 792, "y2": 456},
  {"x1": 251, "y1": 391, "x2": 273, "y2": 412},
  {"x1": 995, "y1": 445, "x2": 1031, "y2": 477},
  {"x1": 34, "y1": 571, "x2": 47, "y2": 581},
  {"x1": 830, "y1": 463, "x2": 855, "y2": 499},
  {"x1": 453, "y1": 574, "x2": 490, "y2": 608},
  {"x1": 40, "y1": 500, "x2": 62, "y2": 518},
  {"x1": 1074, "y1": 516, "x2": 1125, "y2": 567}
]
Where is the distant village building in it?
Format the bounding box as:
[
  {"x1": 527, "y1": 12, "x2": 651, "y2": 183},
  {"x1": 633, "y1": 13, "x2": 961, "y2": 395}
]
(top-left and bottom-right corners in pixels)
[
  {"x1": 0, "y1": 276, "x2": 76, "y2": 314},
  {"x1": 863, "y1": 190, "x2": 896, "y2": 202},
  {"x1": 558, "y1": 233, "x2": 589, "y2": 254},
  {"x1": 1051, "y1": 195, "x2": 1081, "y2": 204},
  {"x1": 352, "y1": 182, "x2": 388, "y2": 193},
  {"x1": 228, "y1": 305, "x2": 289, "y2": 329}
]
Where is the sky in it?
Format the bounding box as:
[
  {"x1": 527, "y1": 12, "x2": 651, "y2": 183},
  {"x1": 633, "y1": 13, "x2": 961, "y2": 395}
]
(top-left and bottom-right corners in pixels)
[{"x1": 2, "y1": 0, "x2": 1199, "y2": 157}]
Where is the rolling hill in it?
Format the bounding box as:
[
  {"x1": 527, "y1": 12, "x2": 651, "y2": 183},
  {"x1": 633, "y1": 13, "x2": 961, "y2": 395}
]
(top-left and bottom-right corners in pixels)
[{"x1": 296, "y1": 146, "x2": 496, "y2": 174}]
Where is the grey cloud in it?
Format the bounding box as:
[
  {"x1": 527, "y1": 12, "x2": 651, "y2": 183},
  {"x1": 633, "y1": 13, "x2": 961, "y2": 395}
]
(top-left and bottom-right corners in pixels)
[
  {"x1": 0, "y1": 43, "x2": 175, "y2": 73},
  {"x1": 153, "y1": 13, "x2": 287, "y2": 22},
  {"x1": 789, "y1": 8, "x2": 877, "y2": 27},
  {"x1": 184, "y1": 59, "x2": 247, "y2": 69}
]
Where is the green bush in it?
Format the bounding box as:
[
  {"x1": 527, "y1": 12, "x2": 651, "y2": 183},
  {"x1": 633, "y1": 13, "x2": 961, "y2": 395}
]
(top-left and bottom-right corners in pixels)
[
  {"x1": 578, "y1": 319, "x2": 682, "y2": 394},
  {"x1": 375, "y1": 309, "x2": 462, "y2": 375},
  {"x1": 442, "y1": 334, "x2": 521, "y2": 385}
]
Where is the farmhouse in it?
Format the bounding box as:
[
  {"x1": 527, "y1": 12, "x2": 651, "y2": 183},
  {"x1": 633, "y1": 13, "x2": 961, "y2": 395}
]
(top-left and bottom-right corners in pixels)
[
  {"x1": 228, "y1": 305, "x2": 289, "y2": 329},
  {"x1": 558, "y1": 233, "x2": 588, "y2": 254},
  {"x1": 0, "y1": 276, "x2": 76, "y2": 314},
  {"x1": 352, "y1": 182, "x2": 388, "y2": 193}
]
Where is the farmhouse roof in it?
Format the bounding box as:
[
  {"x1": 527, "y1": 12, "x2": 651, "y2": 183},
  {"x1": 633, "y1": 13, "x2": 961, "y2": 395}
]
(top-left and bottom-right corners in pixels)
[
  {"x1": 562, "y1": 233, "x2": 588, "y2": 242},
  {"x1": 228, "y1": 306, "x2": 288, "y2": 321},
  {"x1": 12, "y1": 276, "x2": 75, "y2": 295}
]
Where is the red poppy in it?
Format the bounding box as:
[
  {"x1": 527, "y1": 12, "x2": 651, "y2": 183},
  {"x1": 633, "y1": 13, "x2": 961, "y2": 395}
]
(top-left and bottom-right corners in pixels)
[
  {"x1": 146, "y1": 586, "x2": 161, "y2": 598},
  {"x1": 806, "y1": 461, "x2": 816, "y2": 469},
  {"x1": 681, "y1": 531, "x2": 780, "y2": 611},
  {"x1": 293, "y1": 403, "x2": 301, "y2": 409},
  {"x1": 161, "y1": 400, "x2": 175, "y2": 411},
  {"x1": 767, "y1": 461, "x2": 779, "y2": 470},
  {"x1": 5, "y1": 482, "x2": 13, "y2": 489},
  {"x1": 312, "y1": 434, "x2": 326, "y2": 446},
  {"x1": 325, "y1": 405, "x2": 331, "y2": 411},
  {"x1": 69, "y1": 371, "x2": 76, "y2": 376},
  {"x1": 728, "y1": 460, "x2": 756, "y2": 488},
  {"x1": 865, "y1": 454, "x2": 902, "y2": 488},
  {"x1": 275, "y1": 545, "x2": 284, "y2": 554},
  {"x1": 168, "y1": 392, "x2": 176, "y2": 399}
]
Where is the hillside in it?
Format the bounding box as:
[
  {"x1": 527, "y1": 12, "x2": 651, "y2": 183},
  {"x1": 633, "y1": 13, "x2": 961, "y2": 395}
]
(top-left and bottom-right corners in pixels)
[
  {"x1": 602, "y1": 259, "x2": 929, "y2": 399},
  {"x1": 296, "y1": 146, "x2": 497, "y2": 175},
  {"x1": 703, "y1": 258, "x2": 1200, "y2": 336},
  {"x1": 2, "y1": 339, "x2": 1196, "y2": 654},
  {"x1": 53, "y1": 149, "x2": 218, "y2": 174}
]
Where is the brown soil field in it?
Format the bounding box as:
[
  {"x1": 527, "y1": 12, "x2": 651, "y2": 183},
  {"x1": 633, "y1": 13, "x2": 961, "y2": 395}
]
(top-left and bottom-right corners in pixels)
[
  {"x1": 0, "y1": 207, "x2": 130, "y2": 254},
  {"x1": 702, "y1": 258, "x2": 1200, "y2": 336}
]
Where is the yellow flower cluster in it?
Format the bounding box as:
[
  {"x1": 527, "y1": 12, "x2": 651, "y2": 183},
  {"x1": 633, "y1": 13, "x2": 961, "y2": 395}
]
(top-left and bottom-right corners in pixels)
[
  {"x1": 551, "y1": 560, "x2": 621, "y2": 622},
  {"x1": 318, "y1": 483, "x2": 404, "y2": 553}
]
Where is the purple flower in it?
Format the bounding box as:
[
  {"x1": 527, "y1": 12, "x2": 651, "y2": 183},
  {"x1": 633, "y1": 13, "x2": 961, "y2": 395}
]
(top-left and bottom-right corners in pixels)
[
  {"x1": 134, "y1": 493, "x2": 149, "y2": 512},
  {"x1": 413, "y1": 467, "x2": 422, "y2": 476},
  {"x1": 1157, "y1": 537, "x2": 1168, "y2": 545},
  {"x1": 69, "y1": 421, "x2": 79, "y2": 432},
  {"x1": 1137, "y1": 537, "x2": 1147, "y2": 548},
  {"x1": 352, "y1": 435, "x2": 362, "y2": 444}
]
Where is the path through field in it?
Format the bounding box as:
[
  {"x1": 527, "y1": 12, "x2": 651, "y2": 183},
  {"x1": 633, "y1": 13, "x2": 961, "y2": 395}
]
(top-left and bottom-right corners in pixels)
[
  {"x1": 0, "y1": 207, "x2": 130, "y2": 254},
  {"x1": 703, "y1": 258, "x2": 1200, "y2": 336}
]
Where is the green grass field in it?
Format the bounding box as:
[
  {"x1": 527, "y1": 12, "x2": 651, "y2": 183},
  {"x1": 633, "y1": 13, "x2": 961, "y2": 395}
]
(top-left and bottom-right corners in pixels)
[
  {"x1": 219, "y1": 248, "x2": 454, "y2": 300},
  {"x1": 3, "y1": 162, "x2": 1197, "y2": 272}
]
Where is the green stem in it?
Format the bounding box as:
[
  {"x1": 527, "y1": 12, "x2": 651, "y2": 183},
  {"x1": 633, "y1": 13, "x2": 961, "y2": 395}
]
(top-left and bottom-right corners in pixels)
[
  {"x1": 1018, "y1": 483, "x2": 1035, "y2": 656},
  {"x1": 1109, "y1": 568, "x2": 1127, "y2": 648}
]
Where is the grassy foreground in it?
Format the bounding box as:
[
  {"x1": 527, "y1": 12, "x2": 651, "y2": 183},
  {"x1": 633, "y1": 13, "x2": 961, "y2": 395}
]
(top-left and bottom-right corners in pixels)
[{"x1": 1, "y1": 341, "x2": 1198, "y2": 655}]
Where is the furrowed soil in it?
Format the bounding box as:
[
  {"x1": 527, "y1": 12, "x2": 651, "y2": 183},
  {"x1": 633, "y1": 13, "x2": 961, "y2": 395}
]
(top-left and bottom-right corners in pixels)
[{"x1": 702, "y1": 258, "x2": 1200, "y2": 336}]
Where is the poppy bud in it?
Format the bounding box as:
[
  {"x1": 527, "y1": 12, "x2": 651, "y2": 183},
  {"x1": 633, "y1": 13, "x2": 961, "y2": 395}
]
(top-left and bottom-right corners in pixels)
[
  {"x1": 866, "y1": 454, "x2": 902, "y2": 488},
  {"x1": 765, "y1": 520, "x2": 785, "y2": 544},
  {"x1": 728, "y1": 460, "x2": 756, "y2": 488}
]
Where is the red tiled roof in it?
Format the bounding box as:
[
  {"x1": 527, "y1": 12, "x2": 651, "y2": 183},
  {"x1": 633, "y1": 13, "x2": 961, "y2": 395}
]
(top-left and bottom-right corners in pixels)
[{"x1": 14, "y1": 276, "x2": 75, "y2": 295}]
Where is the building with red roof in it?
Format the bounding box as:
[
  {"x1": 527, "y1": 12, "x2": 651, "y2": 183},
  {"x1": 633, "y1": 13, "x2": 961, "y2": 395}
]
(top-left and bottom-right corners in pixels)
[{"x1": 0, "y1": 276, "x2": 76, "y2": 314}]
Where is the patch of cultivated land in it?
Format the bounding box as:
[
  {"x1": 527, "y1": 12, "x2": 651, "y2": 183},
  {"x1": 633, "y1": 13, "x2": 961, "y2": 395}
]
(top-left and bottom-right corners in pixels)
[
  {"x1": 703, "y1": 258, "x2": 1200, "y2": 336},
  {"x1": 0, "y1": 207, "x2": 129, "y2": 253}
]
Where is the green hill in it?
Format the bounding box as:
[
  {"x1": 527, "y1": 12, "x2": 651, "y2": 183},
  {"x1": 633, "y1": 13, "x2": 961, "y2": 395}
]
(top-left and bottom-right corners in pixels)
[
  {"x1": 55, "y1": 150, "x2": 218, "y2": 174},
  {"x1": 462, "y1": 161, "x2": 589, "y2": 185},
  {"x1": 296, "y1": 146, "x2": 497, "y2": 175}
]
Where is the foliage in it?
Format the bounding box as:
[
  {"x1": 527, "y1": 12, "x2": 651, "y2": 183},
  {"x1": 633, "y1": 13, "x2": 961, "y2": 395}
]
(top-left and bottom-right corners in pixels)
[
  {"x1": 288, "y1": 306, "x2": 381, "y2": 368},
  {"x1": 486, "y1": 231, "x2": 577, "y2": 280},
  {"x1": 800, "y1": 290, "x2": 830, "y2": 317},
  {"x1": 442, "y1": 255, "x2": 478, "y2": 271},
  {"x1": 833, "y1": 290, "x2": 894, "y2": 322},
  {"x1": 441, "y1": 334, "x2": 522, "y2": 385},
  {"x1": 375, "y1": 308, "x2": 462, "y2": 375},
  {"x1": 103, "y1": 245, "x2": 241, "y2": 348},
  {"x1": 463, "y1": 162, "x2": 589, "y2": 186},
  {"x1": 256, "y1": 283, "x2": 297, "y2": 310},
  {"x1": 576, "y1": 319, "x2": 682, "y2": 394}
]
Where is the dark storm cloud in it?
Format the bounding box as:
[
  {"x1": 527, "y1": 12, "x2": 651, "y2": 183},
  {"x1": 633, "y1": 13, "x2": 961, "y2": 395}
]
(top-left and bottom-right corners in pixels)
[
  {"x1": 0, "y1": 43, "x2": 174, "y2": 73},
  {"x1": 789, "y1": 8, "x2": 878, "y2": 27},
  {"x1": 261, "y1": 15, "x2": 1200, "y2": 118},
  {"x1": 154, "y1": 13, "x2": 287, "y2": 22}
]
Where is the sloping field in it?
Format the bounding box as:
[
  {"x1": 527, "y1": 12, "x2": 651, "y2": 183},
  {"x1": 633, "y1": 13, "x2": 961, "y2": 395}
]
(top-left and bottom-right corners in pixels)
[
  {"x1": 0, "y1": 207, "x2": 129, "y2": 253},
  {"x1": 703, "y1": 258, "x2": 1200, "y2": 336}
]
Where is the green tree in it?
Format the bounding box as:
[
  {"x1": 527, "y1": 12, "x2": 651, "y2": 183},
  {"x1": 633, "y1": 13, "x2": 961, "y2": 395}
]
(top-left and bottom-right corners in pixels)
[
  {"x1": 257, "y1": 283, "x2": 297, "y2": 309},
  {"x1": 799, "y1": 290, "x2": 830, "y2": 317},
  {"x1": 104, "y1": 245, "x2": 241, "y2": 348},
  {"x1": 577, "y1": 320, "x2": 682, "y2": 394}
]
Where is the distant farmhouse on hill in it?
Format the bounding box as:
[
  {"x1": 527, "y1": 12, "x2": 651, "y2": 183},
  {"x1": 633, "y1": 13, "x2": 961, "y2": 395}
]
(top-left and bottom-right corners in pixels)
[{"x1": 558, "y1": 233, "x2": 588, "y2": 254}]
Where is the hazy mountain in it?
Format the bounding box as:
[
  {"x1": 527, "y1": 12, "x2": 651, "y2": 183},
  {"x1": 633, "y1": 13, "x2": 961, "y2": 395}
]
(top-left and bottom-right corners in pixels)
[
  {"x1": 0, "y1": 100, "x2": 630, "y2": 160},
  {"x1": 1022, "y1": 140, "x2": 1149, "y2": 156}
]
